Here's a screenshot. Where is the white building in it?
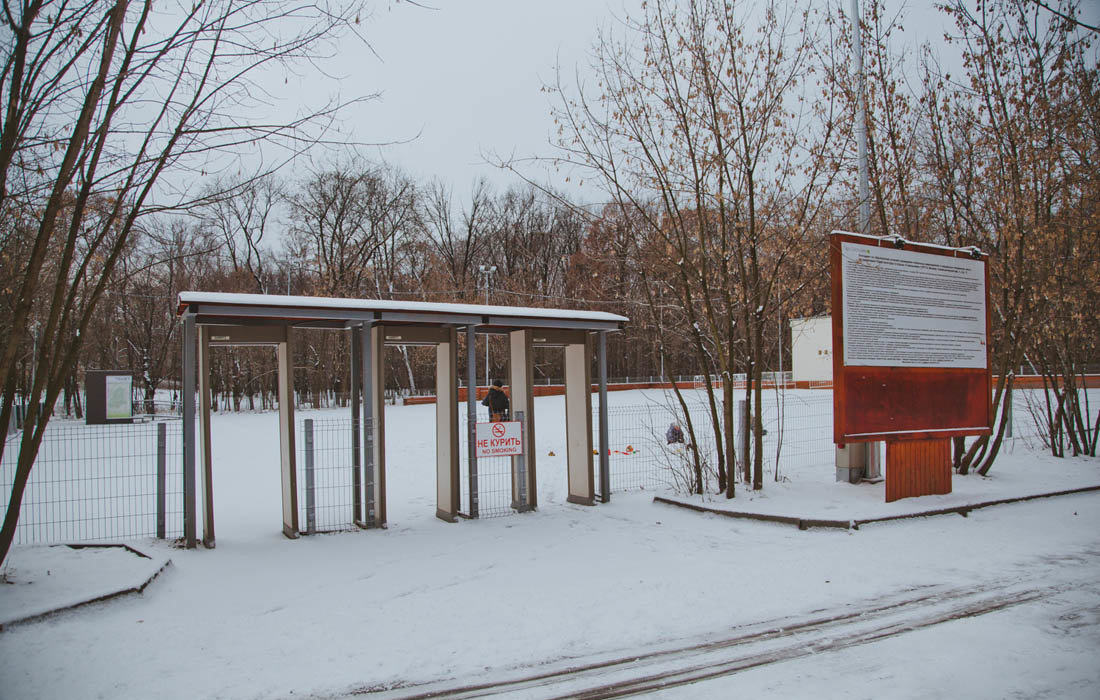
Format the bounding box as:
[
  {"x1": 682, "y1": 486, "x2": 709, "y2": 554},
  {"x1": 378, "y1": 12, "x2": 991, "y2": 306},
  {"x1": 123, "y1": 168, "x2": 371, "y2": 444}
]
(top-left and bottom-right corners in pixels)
[{"x1": 789, "y1": 316, "x2": 832, "y2": 383}]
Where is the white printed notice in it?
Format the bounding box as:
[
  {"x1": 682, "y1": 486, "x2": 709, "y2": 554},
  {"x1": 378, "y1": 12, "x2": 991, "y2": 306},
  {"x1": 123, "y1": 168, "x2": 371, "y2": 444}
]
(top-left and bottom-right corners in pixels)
[
  {"x1": 475, "y1": 421, "x2": 523, "y2": 458},
  {"x1": 105, "y1": 374, "x2": 133, "y2": 419},
  {"x1": 842, "y1": 242, "x2": 987, "y2": 368}
]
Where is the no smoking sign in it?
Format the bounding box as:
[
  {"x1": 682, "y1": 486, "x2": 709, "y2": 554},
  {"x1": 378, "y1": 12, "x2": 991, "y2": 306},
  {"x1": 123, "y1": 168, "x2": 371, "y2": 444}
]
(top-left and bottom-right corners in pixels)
[{"x1": 475, "y1": 420, "x2": 523, "y2": 458}]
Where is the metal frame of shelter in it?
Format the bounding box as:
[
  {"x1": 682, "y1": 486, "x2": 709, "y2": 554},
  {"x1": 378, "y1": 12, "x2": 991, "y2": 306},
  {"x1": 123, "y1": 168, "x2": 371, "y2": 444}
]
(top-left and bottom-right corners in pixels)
[{"x1": 175, "y1": 292, "x2": 628, "y2": 549}]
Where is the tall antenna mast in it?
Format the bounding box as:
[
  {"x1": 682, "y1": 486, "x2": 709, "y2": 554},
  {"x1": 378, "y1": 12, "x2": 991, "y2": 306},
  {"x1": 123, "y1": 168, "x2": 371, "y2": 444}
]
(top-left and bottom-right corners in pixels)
[{"x1": 851, "y1": 0, "x2": 871, "y2": 234}]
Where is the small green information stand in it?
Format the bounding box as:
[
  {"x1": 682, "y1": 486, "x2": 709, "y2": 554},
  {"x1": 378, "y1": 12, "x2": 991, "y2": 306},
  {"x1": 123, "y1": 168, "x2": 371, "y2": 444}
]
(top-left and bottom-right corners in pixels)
[{"x1": 85, "y1": 370, "x2": 134, "y2": 425}]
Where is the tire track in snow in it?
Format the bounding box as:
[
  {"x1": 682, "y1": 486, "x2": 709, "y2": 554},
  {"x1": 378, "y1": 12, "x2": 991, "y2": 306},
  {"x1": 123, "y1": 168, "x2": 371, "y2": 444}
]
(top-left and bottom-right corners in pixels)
[{"x1": 338, "y1": 581, "x2": 1052, "y2": 700}]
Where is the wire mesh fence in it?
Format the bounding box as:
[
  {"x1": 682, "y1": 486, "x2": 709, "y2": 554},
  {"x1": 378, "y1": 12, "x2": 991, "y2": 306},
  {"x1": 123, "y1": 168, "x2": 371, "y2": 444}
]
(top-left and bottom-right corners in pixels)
[
  {"x1": 0, "y1": 420, "x2": 184, "y2": 545},
  {"x1": 592, "y1": 391, "x2": 836, "y2": 494},
  {"x1": 296, "y1": 418, "x2": 359, "y2": 534},
  {"x1": 0, "y1": 388, "x2": 1068, "y2": 545},
  {"x1": 1011, "y1": 389, "x2": 1042, "y2": 446},
  {"x1": 456, "y1": 393, "x2": 836, "y2": 511},
  {"x1": 459, "y1": 408, "x2": 516, "y2": 519},
  {"x1": 763, "y1": 392, "x2": 835, "y2": 481},
  {"x1": 607, "y1": 387, "x2": 1055, "y2": 490},
  {"x1": 1003, "y1": 387, "x2": 1099, "y2": 453},
  {"x1": 594, "y1": 403, "x2": 691, "y2": 494}
]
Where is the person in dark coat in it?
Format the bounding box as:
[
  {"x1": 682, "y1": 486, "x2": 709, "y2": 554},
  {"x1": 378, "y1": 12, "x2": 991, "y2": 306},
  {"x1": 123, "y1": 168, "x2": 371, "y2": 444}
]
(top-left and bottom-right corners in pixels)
[
  {"x1": 666, "y1": 423, "x2": 684, "y2": 445},
  {"x1": 482, "y1": 379, "x2": 510, "y2": 422}
]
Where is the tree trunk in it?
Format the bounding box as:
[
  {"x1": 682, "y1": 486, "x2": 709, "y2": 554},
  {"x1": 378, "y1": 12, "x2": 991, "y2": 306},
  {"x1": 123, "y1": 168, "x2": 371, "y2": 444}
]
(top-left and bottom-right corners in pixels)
[{"x1": 724, "y1": 378, "x2": 736, "y2": 498}]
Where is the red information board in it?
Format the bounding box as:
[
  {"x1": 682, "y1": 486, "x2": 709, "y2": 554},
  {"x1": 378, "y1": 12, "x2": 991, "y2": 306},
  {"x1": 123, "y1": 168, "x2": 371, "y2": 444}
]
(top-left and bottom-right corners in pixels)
[{"x1": 831, "y1": 232, "x2": 993, "y2": 444}]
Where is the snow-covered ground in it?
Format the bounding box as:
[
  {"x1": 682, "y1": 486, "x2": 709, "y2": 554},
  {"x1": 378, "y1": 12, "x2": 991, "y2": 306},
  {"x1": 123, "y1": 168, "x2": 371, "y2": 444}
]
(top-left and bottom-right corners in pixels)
[{"x1": 1, "y1": 390, "x2": 1098, "y2": 699}]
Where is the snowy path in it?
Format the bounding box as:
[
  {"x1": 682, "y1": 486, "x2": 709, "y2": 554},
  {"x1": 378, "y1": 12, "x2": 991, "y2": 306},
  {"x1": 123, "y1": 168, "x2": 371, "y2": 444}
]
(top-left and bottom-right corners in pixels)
[
  {"x1": 661, "y1": 569, "x2": 1100, "y2": 700},
  {"x1": 2, "y1": 492, "x2": 1098, "y2": 700},
  {"x1": 334, "y1": 557, "x2": 1100, "y2": 699},
  {"x1": 1, "y1": 395, "x2": 1098, "y2": 699}
]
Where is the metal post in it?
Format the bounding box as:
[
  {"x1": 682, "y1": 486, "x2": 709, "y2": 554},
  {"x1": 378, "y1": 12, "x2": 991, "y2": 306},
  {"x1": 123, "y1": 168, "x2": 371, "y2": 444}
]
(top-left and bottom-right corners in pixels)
[
  {"x1": 350, "y1": 328, "x2": 362, "y2": 522},
  {"x1": 362, "y1": 324, "x2": 375, "y2": 527},
  {"x1": 478, "y1": 265, "x2": 496, "y2": 386},
  {"x1": 181, "y1": 314, "x2": 197, "y2": 549},
  {"x1": 156, "y1": 422, "x2": 166, "y2": 539},
  {"x1": 1005, "y1": 387, "x2": 1013, "y2": 438},
  {"x1": 851, "y1": 0, "x2": 870, "y2": 235},
  {"x1": 485, "y1": 281, "x2": 489, "y2": 385},
  {"x1": 30, "y1": 321, "x2": 39, "y2": 399},
  {"x1": 466, "y1": 325, "x2": 479, "y2": 518},
  {"x1": 198, "y1": 326, "x2": 215, "y2": 548},
  {"x1": 305, "y1": 418, "x2": 315, "y2": 534},
  {"x1": 276, "y1": 331, "x2": 299, "y2": 538},
  {"x1": 597, "y1": 331, "x2": 610, "y2": 503},
  {"x1": 515, "y1": 409, "x2": 527, "y2": 510},
  {"x1": 865, "y1": 441, "x2": 882, "y2": 481},
  {"x1": 842, "y1": 0, "x2": 879, "y2": 488},
  {"x1": 738, "y1": 399, "x2": 750, "y2": 478},
  {"x1": 844, "y1": 2, "x2": 883, "y2": 477}
]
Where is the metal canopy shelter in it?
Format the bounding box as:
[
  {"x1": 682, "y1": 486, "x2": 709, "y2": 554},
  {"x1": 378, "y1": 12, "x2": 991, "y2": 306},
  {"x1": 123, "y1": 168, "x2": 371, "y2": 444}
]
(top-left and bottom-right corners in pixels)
[{"x1": 176, "y1": 292, "x2": 628, "y2": 549}]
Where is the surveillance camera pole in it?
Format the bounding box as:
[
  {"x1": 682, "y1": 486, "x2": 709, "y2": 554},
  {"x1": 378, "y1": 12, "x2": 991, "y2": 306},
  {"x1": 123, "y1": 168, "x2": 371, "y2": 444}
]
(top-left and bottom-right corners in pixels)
[
  {"x1": 478, "y1": 265, "x2": 497, "y2": 388},
  {"x1": 849, "y1": 0, "x2": 881, "y2": 481},
  {"x1": 852, "y1": 0, "x2": 871, "y2": 238}
]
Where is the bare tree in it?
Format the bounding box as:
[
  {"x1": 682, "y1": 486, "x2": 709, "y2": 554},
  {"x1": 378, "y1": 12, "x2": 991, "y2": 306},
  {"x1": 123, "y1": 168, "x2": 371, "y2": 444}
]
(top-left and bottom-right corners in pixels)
[
  {"x1": 923, "y1": 0, "x2": 1098, "y2": 473},
  {"x1": 0, "y1": 0, "x2": 367, "y2": 565},
  {"x1": 288, "y1": 159, "x2": 404, "y2": 297},
  {"x1": 288, "y1": 159, "x2": 425, "y2": 393},
  {"x1": 422, "y1": 178, "x2": 492, "y2": 292},
  {"x1": 486, "y1": 185, "x2": 585, "y2": 304},
  {"x1": 199, "y1": 174, "x2": 285, "y2": 293},
  {"x1": 827, "y1": 0, "x2": 926, "y2": 241},
  {"x1": 114, "y1": 218, "x2": 220, "y2": 412},
  {"x1": 549, "y1": 0, "x2": 841, "y2": 494}
]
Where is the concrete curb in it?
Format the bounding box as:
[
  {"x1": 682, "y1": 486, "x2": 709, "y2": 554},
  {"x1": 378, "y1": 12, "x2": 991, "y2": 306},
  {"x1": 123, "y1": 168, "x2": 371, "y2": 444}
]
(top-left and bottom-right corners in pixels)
[
  {"x1": 0, "y1": 543, "x2": 171, "y2": 630},
  {"x1": 654, "y1": 484, "x2": 1100, "y2": 531}
]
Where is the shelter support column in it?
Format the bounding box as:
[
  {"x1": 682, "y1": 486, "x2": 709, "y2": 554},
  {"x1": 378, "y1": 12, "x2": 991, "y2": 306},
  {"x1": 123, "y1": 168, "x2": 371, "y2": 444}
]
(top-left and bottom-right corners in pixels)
[
  {"x1": 835, "y1": 443, "x2": 866, "y2": 484},
  {"x1": 436, "y1": 328, "x2": 460, "y2": 521},
  {"x1": 358, "y1": 324, "x2": 372, "y2": 526},
  {"x1": 198, "y1": 326, "x2": 215, "y2": 548},
  {"x1": 349, "y1": 327, "x2": 362, "y2": 523},
  {"x1": 466, "y1": 326, "x2": 479, "y2": 518},
  {"x1": 564, "y1": 333, "x2": 595, "y2": 506},
  {"x1": 597, "y1": 331, "x2": 610, "y2": 503},
  {"x1": 181, "y1": 314, "x2": 197, "y2": 549},
  {"x1": 365, "y1": 325, "x2": 387, "y2": 527},
  {"x1": 866, "y1": 441, "x2": 882, "y2": 480},
  {"x1": 277, "y1": 328, "x2": 299, "y2": 538},
  {"x1": 509, "y1": 329, "x2": 535, "y2": 511}
]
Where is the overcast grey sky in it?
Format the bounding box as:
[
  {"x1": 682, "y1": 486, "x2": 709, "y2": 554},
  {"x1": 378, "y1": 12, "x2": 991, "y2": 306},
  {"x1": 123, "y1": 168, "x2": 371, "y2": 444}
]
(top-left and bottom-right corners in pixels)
[
  {"x1": 304, "y1": 0, "x2": 640, "y2": 205},
  {"x1": 293, "y1": 0, "x2": 1098, "y2": 206}
]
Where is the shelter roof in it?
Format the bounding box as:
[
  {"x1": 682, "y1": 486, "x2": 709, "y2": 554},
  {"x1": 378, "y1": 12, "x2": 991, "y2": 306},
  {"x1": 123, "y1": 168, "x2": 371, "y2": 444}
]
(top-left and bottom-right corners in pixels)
[{"x1": 177, "y1": 291, "x2": 628, "y2": 332}]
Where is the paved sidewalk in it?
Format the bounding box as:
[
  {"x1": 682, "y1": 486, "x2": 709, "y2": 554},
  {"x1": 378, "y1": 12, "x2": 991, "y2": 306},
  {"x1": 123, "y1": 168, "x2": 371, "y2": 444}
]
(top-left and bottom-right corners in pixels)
[{"x1": 656, "y1": 484, "x2": 1100, "y2": 530}]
